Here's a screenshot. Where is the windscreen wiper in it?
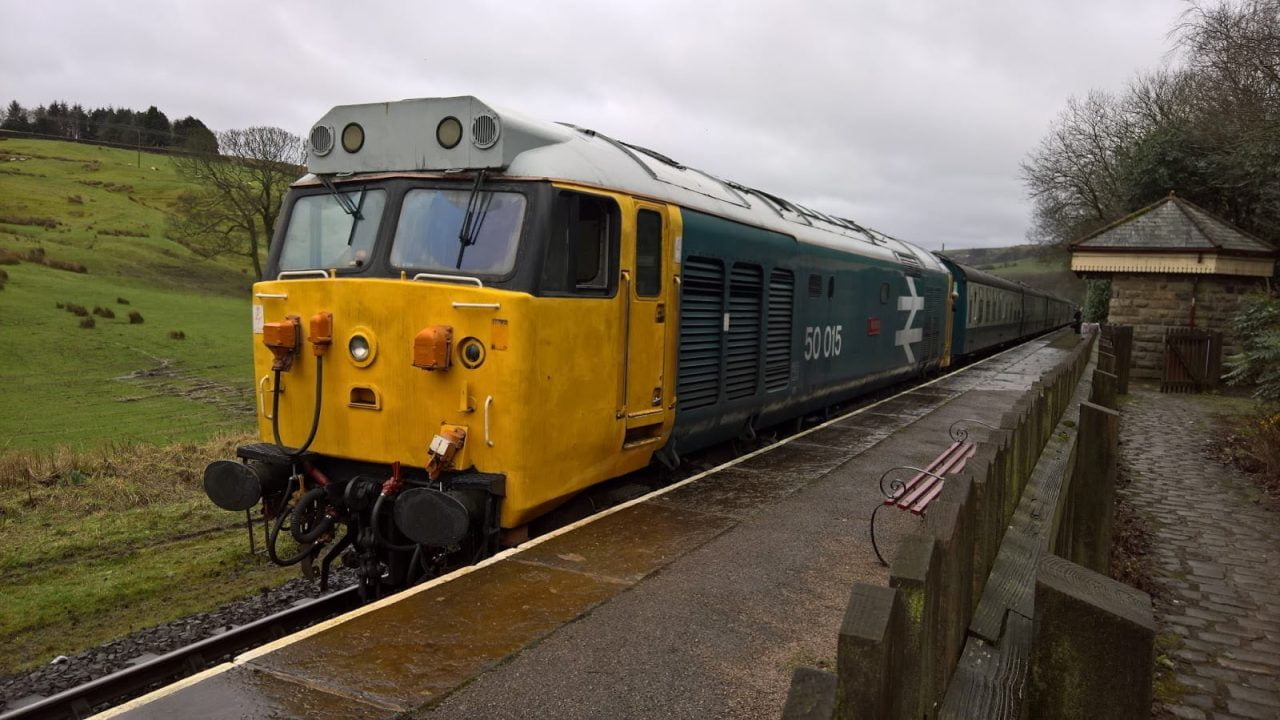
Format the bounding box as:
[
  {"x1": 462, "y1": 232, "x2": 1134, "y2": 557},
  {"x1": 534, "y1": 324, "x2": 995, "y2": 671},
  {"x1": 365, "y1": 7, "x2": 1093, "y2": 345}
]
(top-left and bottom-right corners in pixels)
[
  {"x1": 318, "y1": 174, "x2": 363, "y2": 220},
  {"x1": 455, "y1": 170, "x2": 490, "y2": 269}
]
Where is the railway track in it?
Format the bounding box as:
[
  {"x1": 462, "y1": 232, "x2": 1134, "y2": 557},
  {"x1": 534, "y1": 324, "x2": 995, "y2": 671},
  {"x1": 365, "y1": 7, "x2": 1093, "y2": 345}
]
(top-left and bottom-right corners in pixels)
[{"x1": 0, "y1": 586, "x2": 360, "y2": 720}]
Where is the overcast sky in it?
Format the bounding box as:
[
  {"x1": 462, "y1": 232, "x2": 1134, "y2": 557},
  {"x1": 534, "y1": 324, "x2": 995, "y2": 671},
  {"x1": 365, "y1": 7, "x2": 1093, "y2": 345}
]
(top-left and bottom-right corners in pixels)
[{"x1": 2, "y1": 0, "x2": 1188, "y2": 249}]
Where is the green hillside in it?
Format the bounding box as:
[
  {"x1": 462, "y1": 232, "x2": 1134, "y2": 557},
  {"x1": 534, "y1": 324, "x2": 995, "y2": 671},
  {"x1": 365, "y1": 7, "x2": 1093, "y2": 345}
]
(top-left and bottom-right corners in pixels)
[
  {"x1": 944, "y1": 244, "x2": 1084, "y2": 305},
  {"x1": 0, "y1": 137, "x2": 259, "y2": 450}
]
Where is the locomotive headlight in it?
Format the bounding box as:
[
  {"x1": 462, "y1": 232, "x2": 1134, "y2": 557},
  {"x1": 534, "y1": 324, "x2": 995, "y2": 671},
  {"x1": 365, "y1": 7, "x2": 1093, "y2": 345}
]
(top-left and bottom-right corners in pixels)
[
  {"x1": 341, "y1": 123, "x2": 365, "y2": 153},
  {"x1": 436, "y1": 116, "x2": 463, "y2": 149},
  {"x1": 349, "y1": 335, "x2": 370, "y2": 361},
  {"x1": 458, "y1": 337, "x2": 485, "y2": 369}
]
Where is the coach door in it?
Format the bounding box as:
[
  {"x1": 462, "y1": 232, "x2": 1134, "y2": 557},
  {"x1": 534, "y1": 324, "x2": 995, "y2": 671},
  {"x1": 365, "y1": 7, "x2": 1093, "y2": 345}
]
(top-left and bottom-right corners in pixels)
[{"x1": 620, "y1": 202, "x2": 672, "y2": 444}]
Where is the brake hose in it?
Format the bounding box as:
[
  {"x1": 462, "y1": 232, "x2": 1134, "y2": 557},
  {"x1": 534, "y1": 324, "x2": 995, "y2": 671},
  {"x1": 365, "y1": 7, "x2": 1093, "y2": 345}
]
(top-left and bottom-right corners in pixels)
[
  {"x1": 271, "y1": 355, "x2": 324, "y2": 458},
  {"x1": 290, "y1": 486, "x2": 337, "y2": 544},
  {"x1": 266, "y1": 475, "x2": 314, "y2": 566}
]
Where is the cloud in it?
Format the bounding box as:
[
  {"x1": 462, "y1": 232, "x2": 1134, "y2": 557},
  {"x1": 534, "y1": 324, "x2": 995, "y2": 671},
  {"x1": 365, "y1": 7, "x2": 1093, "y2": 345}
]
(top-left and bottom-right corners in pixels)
[{"x1": 1, "y1": 0, "x2": 1186, "y2": 248}]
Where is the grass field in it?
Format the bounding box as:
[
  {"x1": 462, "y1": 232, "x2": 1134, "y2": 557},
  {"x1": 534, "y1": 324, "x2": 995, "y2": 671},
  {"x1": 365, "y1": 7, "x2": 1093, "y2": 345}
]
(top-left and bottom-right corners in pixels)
[
  {"x1": 0, "y1": 432, "x2": 301, "y2": 673},
  {"x1": 0, "y1": 137, "x2": 296, "y2": 674},
  {"x1": 0, "y1": 137, "x2": 257, "y2": 450}
]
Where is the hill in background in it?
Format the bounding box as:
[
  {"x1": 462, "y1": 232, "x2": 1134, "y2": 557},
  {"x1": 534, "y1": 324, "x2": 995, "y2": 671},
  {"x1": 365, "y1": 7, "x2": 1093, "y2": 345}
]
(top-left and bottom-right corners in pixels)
[
  {"x1": 0, "y1": 137, "x2": 258, "y2": 450},
  {"x1": 943, "y1": 244, "x2": 1084, "y2": 305}
]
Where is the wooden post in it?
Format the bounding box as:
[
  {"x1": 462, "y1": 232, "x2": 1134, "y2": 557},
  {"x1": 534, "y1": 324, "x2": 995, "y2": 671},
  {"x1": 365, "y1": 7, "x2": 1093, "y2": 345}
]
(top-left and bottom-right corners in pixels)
[
  {"x1": 1069, "y1": 402, "x2": 1119, "y2": 574},
  {"x1": 1030, "y1": 555, "x2": 1155, "y2": 719},
  {"x1": 833, "y1": 584, "x2": 904, "y2": 719},
  {"x1": 889, "y1": 534, "x2": 941, "y2": 719}
]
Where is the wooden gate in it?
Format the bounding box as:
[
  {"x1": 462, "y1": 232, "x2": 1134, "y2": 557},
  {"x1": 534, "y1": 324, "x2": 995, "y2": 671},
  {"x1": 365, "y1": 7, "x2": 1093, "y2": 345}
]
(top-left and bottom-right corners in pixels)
[{"x1": 1162, "y1": 327, "x2": 1222, "y2": 393}]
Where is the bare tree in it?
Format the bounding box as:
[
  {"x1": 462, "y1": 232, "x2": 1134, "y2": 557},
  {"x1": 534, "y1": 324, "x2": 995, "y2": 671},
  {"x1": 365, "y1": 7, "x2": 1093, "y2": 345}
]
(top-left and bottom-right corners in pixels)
[
  {"x1": 170, "y1": 127, "x2": 304, "y2": 277},
  {"x1": 1025, "y1": 0, "x2": 1280, "y2": 246},
  {"x1": 1021, "y1": 90, "x2": 1137, "y2": 245}
]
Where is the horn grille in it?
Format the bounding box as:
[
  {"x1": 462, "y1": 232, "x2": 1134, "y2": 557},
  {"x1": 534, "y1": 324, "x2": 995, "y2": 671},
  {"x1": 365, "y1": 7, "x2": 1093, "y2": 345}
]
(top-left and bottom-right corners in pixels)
[
  {"x1": 309, "y1": 125, "x2": 334, "y2": 156},
  {"x1": 471, "y1": 113, "x2": 500, "y2": 149}
]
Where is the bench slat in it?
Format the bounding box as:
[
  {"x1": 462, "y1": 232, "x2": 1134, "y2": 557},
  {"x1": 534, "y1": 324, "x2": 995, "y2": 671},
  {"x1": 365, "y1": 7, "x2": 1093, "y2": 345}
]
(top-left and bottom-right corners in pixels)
[
  {"x1": 898, "y1": 474, "x2": 943, "y2": 508},
  {"x1": 885, "y1": 442, "x2": 977, "y2": 511}
]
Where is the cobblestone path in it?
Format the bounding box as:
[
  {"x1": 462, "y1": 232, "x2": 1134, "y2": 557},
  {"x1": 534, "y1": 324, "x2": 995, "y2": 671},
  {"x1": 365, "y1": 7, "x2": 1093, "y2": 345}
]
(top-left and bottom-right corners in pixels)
[{"x1": 1120, "y1": 387, "x2": 1280, "y2": 720}]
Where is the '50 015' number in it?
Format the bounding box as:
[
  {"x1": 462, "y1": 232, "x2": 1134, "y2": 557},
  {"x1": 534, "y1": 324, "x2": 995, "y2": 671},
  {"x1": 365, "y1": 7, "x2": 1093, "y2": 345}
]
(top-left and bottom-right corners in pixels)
[{"x1": 803, "y1": 325, "x2": 842, "y2": 360}]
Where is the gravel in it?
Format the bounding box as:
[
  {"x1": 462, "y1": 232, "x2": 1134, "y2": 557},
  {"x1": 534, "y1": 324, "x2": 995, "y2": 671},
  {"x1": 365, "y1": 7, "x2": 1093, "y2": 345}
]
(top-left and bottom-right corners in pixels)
[{"x1": 0, "y1": 568, "x2": 356, "y2": 711}]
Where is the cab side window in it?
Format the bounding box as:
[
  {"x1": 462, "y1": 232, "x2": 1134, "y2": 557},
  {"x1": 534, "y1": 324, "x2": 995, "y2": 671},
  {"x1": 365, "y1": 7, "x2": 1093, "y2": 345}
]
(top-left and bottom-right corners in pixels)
[
  {"x1": 541, "y1": 191, "x2": 620, "y2": 296},
  {"x1": 635, "y1": 209, "x2": 662, "y2": 297}
]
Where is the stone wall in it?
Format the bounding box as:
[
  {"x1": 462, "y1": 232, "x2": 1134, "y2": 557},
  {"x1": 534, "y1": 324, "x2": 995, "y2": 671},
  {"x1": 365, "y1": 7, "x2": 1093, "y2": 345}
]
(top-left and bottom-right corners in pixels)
[{"x1": 1106, "y1": 273, "x2": 1268, "y2": 379}]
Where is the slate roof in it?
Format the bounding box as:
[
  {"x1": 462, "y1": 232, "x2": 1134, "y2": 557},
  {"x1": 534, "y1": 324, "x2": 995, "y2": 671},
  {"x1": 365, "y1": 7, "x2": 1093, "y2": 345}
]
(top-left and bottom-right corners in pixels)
[{"x1": 1072, "y1": 195, "x2": 1276, "y2": 254}]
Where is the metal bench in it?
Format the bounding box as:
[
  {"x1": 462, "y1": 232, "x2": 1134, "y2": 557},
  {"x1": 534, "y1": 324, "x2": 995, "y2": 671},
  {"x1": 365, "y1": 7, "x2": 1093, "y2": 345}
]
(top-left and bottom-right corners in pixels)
[{"x1": 869, "y1": 419, "x2": 993, "y2": 566}]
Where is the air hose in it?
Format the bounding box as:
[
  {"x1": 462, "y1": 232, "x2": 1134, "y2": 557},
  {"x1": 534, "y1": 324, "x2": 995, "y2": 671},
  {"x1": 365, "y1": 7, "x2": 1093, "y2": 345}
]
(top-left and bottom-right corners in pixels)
[
  {"x1": 290, "y1": 486, "x2": 337, "y2": 544},
  {"x1": 266, "y1": 475, "x2": 315, "y2": 566},
  {"x1": 270, "y1": 355, "x2": 324, "y2": 458}
]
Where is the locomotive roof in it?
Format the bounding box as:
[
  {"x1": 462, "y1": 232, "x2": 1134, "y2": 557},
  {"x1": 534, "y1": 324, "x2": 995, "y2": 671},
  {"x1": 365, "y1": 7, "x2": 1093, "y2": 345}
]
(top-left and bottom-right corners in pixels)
[{"x1": 304, "y1": 96, "x2": 944, "y2": 274}]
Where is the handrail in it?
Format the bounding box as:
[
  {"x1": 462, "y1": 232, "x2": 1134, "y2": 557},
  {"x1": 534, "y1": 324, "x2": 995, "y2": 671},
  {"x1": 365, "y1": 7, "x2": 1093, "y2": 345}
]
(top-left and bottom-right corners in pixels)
[
  {"x1": 484, "y1": 396, "x2": 495, "y2": 447},
  {"x1": 617, "y1": 270, "x2": 632, "y2": 417},
  {"x1": 452, "y1": 302, "x2": 501, "y2": 310},
  {"x1": 258, "y1": 375, "x2": 274, "y2": 420},
  {"x1": 254, "y1": 292, "x2": 289, "y2": 299},
  {"x1": 412, "y1": 272, "x2": 484, "y2": 287},
  {"x1": 277, "y1": 269, "x2": 330, "y2": 280}
]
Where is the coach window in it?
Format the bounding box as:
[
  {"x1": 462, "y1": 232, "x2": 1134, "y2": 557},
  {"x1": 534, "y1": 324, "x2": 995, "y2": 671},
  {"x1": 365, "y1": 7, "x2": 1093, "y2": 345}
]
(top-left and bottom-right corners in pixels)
[
  {"x1": 635, "y1": 209, "x2": 662, "y2": 297},
  {"x1": 540, "y1": 191, "x2": 619, "y2": 296}
]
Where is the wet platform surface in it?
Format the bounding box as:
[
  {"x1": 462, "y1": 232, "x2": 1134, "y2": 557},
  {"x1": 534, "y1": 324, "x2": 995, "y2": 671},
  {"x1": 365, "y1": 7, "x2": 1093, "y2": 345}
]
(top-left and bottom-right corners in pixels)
[{"x1": 104, "y1": 331, "x2": 1082, "y2": 720}]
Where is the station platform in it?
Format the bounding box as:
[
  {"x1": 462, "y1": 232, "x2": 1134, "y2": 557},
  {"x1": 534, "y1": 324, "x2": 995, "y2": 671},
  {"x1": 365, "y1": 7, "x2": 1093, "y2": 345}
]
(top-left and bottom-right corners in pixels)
[{"x1": 103, "y1": 331, "x2": 1084, "y2": 720}]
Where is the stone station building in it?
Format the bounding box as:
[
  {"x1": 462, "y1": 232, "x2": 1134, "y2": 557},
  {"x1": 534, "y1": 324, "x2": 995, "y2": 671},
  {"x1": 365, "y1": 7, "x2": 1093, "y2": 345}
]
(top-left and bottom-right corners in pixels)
[{"x1": 1070, "y1": 194, "x2": 1277, "y2": 379}]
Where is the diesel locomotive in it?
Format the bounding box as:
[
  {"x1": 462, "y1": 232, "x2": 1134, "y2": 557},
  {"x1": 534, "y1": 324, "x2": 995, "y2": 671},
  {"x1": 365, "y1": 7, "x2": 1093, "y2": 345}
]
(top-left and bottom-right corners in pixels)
[{"x1": 201, "y1": 96, "x2": 1073, "y2": 599}]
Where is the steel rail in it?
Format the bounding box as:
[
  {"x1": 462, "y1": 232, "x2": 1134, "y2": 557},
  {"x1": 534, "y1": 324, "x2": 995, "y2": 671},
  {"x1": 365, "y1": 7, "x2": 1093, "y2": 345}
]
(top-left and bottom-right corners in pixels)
[{"x1": 0, "y1": 586, "x2": 360, "y2": 720}]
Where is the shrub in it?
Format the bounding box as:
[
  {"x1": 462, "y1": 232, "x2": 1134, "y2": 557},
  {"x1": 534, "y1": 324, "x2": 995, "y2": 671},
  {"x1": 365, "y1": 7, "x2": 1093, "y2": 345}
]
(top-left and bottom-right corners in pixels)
[
  {"x1": 116, "y1": 297, "x2": 130, "y2": 305},
  {"x1": 67, "y1": 195, "x2": 83, "y2": 205},
  {"x1": 64, "y1": 303, "x2": 88, "y2": 317},
  {"x1": 1225, "y1": 294, "x2": 1280, "y2": 403},
  {"x1": 128, "y1": 310, "x2": 144, "y2": 324},
  {"x1": 79, "y1": 316, "x2": 95, "y2": 329},
  {"x1": 92, "y1": 306, "x2": 116, "y2": 319},
  {"x1": 44, "y1": 258, "x2": 87, "y2": 273},
  {"x1": 1083, "y1": 279, "x2": 1111, "y2": 323},
  {"x1": 168, "y1": 330, "x2": 186, "y2": 340},
  {"x1": 0, "y1": 216, "x2": 57, "y2": 229},
  {"x1": 0, "y1": 249, "x2": 20, "y2": 265}
]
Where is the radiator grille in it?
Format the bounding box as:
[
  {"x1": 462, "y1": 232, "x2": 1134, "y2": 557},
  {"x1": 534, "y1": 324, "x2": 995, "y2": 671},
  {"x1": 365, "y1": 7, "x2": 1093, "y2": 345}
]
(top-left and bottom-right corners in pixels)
[
  {"x1": 765, "y1": 269, "x2": 794, "y2": 391},
  {"x1": 726, "y1": 264, "x2": 762, "y2": 400},
  {"x1": 922, "y1": 280, "x2": 944, "y2": 360},
  {"x1": 678, "y1": 257, "x2": 724, "y2": 410}
]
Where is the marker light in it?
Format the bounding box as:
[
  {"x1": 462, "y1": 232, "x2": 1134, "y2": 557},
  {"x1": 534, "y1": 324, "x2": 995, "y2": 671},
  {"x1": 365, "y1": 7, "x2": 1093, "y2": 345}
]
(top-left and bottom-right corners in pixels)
[
  {"x1": 436, "y1": 116, "x2": 462, "y2": 149},
  {"x1": 341, "y1": 123, "x2": 364, "y2": 153},
  {"x1": 349, "y1": 334, "x2": 371, "y2": 362}
]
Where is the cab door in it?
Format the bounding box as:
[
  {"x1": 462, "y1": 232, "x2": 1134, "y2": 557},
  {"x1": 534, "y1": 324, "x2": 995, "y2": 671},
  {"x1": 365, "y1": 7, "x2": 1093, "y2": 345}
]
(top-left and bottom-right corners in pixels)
[{"x1": 621, "y1": 202, "x2": 671, "y2": 443}]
